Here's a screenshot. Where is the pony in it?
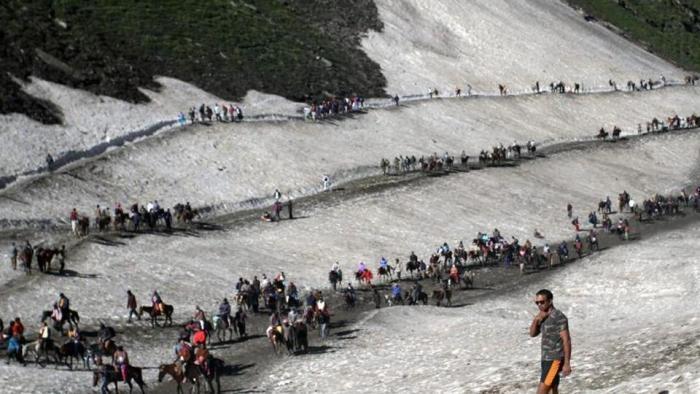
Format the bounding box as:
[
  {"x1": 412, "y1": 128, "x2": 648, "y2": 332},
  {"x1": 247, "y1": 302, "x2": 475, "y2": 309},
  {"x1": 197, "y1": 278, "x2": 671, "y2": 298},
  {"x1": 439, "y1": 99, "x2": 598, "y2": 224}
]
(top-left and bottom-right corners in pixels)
[
  {"x1": 36, "y1": 247, "x2": 58, "y2": 273},
  {"x1": 41, "y1": 309, "x2": 80, "y2": 332},
  {"x1": 158, "y1": 362, "x2": 200, "y2": 394},
  {"x1": 285, "y1": 322, "x2": 309, "y2": 355},
  {"x1": 93, "y1": 364, "x2": 146, "y2": 394},
  {"x1": 92, "y1": 365, "x2": 146, "y2": 393},
  {"x1": 377, "y1": 265, "x2": 393, "y2": 282},
  {"x1": 77, "y1": 216, "x2": 90, "y2": 237},
  {"x1": 138, "y1": 304, "x2": 174, "y2": 327},
  {"x1": 23, "y1": 340, "x2": 59, "y2": 368},
  {"x1": 212, "y1": 315, "x2": 234, "y2": 343},
  {"x1": 405, "y1": 260, "x2": 419, "y2": 278},
  {"x1": 432, "y1": 286, "x2": 452, "y2": 307},
  {"x1": 56, "y1": 340, "x2": 89, "y2": 370},
  {"x1": 267, "y1": 325, "x2": 285, "y2": 355}
]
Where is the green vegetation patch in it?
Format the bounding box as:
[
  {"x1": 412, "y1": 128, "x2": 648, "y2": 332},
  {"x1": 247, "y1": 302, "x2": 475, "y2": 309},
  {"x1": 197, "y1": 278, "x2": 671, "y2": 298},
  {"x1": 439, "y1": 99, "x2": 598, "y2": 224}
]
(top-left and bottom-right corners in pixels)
[
  {"x1": 0, "y1": 0, "x2": 386, "y2": 124},
  {"x1": 566, "y1": 0, "x2": 700, "y2": 72}
]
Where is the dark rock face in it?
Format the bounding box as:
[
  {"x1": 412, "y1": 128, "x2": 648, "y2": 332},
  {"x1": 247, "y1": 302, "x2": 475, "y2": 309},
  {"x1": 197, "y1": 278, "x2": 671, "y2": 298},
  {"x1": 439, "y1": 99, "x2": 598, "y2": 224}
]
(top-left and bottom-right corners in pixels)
[{"x1": 0, "y1": 0, "x2": 387, "y2": 124}]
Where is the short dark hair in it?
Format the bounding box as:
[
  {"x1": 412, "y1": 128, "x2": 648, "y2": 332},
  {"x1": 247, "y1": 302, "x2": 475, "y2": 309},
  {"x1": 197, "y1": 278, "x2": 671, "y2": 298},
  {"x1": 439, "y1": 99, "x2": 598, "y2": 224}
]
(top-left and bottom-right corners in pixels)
[{"x1": 536, "y1": 289, "x2": 553, "y2": 300}]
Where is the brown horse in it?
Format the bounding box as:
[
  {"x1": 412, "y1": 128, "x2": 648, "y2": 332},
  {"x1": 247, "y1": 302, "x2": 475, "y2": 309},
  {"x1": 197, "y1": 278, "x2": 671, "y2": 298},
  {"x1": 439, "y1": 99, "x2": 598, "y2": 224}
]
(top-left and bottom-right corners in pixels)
[
  {"x1": 93, "y1": 364, "x2": 147, "y2": 393},
  {"x1": 90, "y1": 340, "x2": 118, "y2": 361},
  {"x1": 36, "y1": 247, "x2": 58, "y2": 272},
  {"x1": 56, "y1": 341, "x2": 88, "y2": 370},
  {"x1": 377, "y1": 265, "x2": 393, "y2": 282},
  {"x1": 138, "y1": 304, "x2": 174, "y2": 327},
  {"x1": 76, "y1": 216, "x2": 90, "y2": 236},
  {"x1": 432, "y1": 286, "x2": 452, "y2": 307},
  {"x1": 97, "y1": 215, "x2": 112, "y2": 232},
  {"x1": 158, "y1": 362, "x2": 202, "y2": 394}
]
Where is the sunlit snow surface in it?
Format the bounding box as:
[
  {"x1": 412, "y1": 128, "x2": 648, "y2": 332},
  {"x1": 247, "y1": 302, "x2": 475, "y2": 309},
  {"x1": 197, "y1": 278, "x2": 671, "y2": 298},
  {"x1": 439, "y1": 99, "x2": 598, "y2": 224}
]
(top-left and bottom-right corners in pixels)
[
  {"x1": 363, "y1": 0, "x2": 686, "y2": 96},
  {"x1": 0, "y1": 77, "x2": 303, "y2": 178},
  {"x1": 1, "y1": 86, "x2": 698, "y2": 225},
  {"x1": 0, "y1": 133, "x2": 698, "y2": 392},
  {"x1": 256, "y1": 222, "x2": 700, "y2": 393}
]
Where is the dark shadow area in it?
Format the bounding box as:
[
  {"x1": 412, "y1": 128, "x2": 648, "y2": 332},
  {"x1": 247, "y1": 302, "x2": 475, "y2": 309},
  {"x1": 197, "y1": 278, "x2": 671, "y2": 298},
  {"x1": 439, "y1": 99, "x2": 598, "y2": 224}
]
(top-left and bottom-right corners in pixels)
[
  {"x1": 90, "y1": 236, "x2": 127, "y2": 246},
  {"x1": 334, "y1": 329, "x2": 360, "y2": 337},
  {"x1": 221, "y1": 362, "x2": 256, "y2": 377},
  {"x1": 44, "y1": 269, "x2": 98, "y2": 279},
  {"x1": 306, "y1": 345, "x2": 335, "y2": 355}
]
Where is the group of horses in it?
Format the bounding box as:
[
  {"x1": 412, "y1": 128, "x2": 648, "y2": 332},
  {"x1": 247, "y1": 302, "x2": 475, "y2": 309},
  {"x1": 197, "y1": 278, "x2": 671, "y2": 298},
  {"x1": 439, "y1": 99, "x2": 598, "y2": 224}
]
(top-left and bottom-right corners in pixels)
[
  {"x1": 15, "y1": 244, "x2": 59, "y2": 273},
  {"x1": 267, "y1": 320, "x2": 310, "y2": 356},
  {"x1": 478, "y1": 142, "x2": 536, "y2": 166},
  {"x1": 595, "y1": 126, "x2": 622, "y2": 140},
  {"x1": 9, "y1": 313, "x2": 148, "y2": 393},
  {"x1": 157, "y1": 356, "x2": 224, "y2": 394},
  {"x1": 75, "y1": 202, "x2": 199, "y2": 237}
]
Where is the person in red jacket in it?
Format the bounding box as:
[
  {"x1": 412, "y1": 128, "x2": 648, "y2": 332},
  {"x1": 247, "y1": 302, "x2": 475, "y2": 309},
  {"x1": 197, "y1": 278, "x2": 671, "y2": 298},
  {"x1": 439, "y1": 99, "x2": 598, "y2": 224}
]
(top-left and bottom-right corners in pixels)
[
  {"x1": 192, "y1": 328, "x2": 207, "y2": 347},
  {"x1": 70, "y1": 208, "x2": 79, "y2": 236},
  {"x1": 11, "y1": 317, "x2": 24, "y2": 339}
]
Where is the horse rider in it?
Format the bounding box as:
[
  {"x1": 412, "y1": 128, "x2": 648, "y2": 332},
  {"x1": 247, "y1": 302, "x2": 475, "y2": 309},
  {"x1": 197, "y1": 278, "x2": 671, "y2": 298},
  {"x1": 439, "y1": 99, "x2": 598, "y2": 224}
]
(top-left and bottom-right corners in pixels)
[
  {"x1": 98, "y1": 322, "x2": 116, "y2": 346},
  {"x1": 358, "y1": 261, "x2": 367, "y2": 273},
  {"x1": 235, "y1": 277, "x2": 245, "y2": 293},
  {"x1": 218, "y1": 298, "x2": 232, "y2": 327},
  {"x1": 67, "y1": 325, "x2": 82, "y2": 354},
  {"x1": 287, "y1": 282, "x2": 300, "y2": 306},
  {"x1": 194, "y1": 345, "x2": 211, "y2": 376},
  {"x1": 58, "y1": 293, "x2": 70, "y2": 317},
  {"x1": 346, "y1": 283, "x2": 356, "y2": 300},
  {"x1": 113, "y1": 345, "x2": 130, "y2": 382},
  {"x1": 193, "y1": 306, "x2": 206, "y2": 330},
  {"x1": 173, "y1": 337, "x2": 192, "y2": 363},
  {"x1": 151, "y1": 290, "x2": 163, "y2": 315},
  {"x1": 192, "y1": 327, "x2": 207, "y2": 348},
  {"x1": 379, "y1": 256, "x2": 389, "y2": 273},
  {"x1": 38, "y1": 321, "x2": 51, "y2": 351},
  {"x1": 50, "y1": 303, "x2": 63, "y2": 329}
]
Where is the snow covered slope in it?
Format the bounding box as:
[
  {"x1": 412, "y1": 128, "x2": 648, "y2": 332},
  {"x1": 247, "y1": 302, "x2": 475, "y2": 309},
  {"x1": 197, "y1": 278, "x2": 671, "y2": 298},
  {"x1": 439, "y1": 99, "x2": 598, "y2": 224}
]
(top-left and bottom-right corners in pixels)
[
  {"x1": 1, "y1": 132, "x2": 698, "y2": 393},
  {"x1": 254, "y1": 222, "x2": 700, "y2": 393},
  {"x1": 1, "y1": 86, "x2": 698, "y2": 226},
  {"x1": 2, "y1": 132, "x2": 698, "y2": 321},
  {"x1": 0, "y1": 77, "x2": 303, "y2": 180},
  {"x1": 363, "y1": 0, "x2": 688, "y2": 96},
  {"x1": 1, "y1": 0, "x2": 692, "y2": 186}
]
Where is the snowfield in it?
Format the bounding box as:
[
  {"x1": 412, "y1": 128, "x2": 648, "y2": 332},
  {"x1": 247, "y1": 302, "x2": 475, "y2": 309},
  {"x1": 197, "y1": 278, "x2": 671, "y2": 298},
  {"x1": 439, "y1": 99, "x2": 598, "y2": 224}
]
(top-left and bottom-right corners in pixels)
[
  {"x1": 0, "y1": 132, "x2": 698, "y2": 393},
  {"x1": 0, "y1": 0, "x2": 692, "y2": 189},
  {"x1": 1, "y1": 0, "x2": 700, "y2": 392},
  {"x1": 363, "y1": 0, "x2": 687, "y2": 96},
  {"x1": 1, "y1": 86, "x2": 698, "y2": 227},
  {"x1": 0, "y1": 76, "x2": 304, "y2": 180},
  {"x1": 256, "y1": 222, "x2": 700, "y2": 393}
]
